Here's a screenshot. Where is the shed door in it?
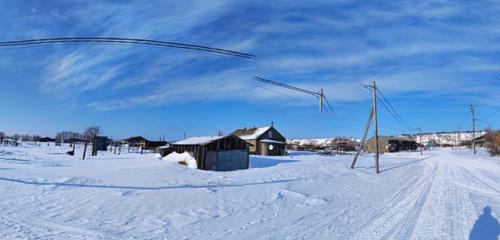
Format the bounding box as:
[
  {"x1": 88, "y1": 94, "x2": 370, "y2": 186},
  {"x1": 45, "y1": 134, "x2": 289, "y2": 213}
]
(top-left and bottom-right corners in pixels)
[{"x1": 260, "y1": 142, "x2": 268, "y2": 156}]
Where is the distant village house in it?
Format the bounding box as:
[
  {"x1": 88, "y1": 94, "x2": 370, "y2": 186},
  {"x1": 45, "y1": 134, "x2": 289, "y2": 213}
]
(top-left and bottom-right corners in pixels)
[
  {"x1": 232, "y1": 125, "x2": 286, "y2": 156},
  {"x1": 366, "y1": 136, "x2": 418, "y2": 153}
]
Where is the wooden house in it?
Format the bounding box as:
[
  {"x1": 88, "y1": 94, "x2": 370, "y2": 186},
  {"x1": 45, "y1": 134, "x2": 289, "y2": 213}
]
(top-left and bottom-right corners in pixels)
[
  {"x1": 232, "y1": 125, "x2": 286, "y2": 156},
  {"x1": 170, "y1": 134, "x2": 251, "y2": 171},
  {"x1": 123, "y1": 136, "x2": 168, "y2": 151},
  {"x1": 366, "y1": 136, "x2": 417, "y2": 153}
]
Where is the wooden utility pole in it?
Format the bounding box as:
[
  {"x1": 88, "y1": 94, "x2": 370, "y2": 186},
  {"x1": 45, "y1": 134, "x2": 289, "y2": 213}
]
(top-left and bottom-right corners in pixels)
[
  {"x1": 92, "y1": 134, "x2": 97, "y2": 156},
  {"x1": 372, "y1": 81, "x2": 380, "y2": 174},
  {"x1": 350, "y1": 108, "x2": 373, "y2": 169},
  {"x1": 319, "y1": 88, "x2": 324, "y2": 112},
  {"x1": 350, "y1": 81, "x2": 380, "y2": 174},
  {"x1": 82, "y1": 140, "x2": 88, "y2": 160},
  {"x1": 470, "y1": 105, "x2": 476, "y2": 154}
]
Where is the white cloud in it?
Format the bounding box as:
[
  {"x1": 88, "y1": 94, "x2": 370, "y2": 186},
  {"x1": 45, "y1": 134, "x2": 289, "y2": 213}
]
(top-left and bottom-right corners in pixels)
[{"x1": 6, "y1": 0, "x2": 500, "y2": 111}]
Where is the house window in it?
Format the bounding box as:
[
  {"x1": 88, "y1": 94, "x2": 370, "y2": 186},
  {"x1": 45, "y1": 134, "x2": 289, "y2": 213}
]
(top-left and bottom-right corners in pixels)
[
  {"x1": 268, "y1": 131, "x2": 273, "y2": 138},
  {"x1": 269, "y1": 144, "x2": 274, "y2": 150}
]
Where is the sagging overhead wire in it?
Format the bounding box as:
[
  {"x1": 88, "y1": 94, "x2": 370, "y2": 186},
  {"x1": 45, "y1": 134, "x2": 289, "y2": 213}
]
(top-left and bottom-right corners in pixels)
[
  {"x1": 375, "y1": 88, "x2": 416, "y2": 131},
  {"x1": 256, "y1": 85, "x2": 317, "y2": 108},
  {"x1": 0, "y1": 37, "x2": 256, "y2": 59},
  {"x1": 255, "y1": 76, "x2": 320, "y2": 97},
  {"x1": 255, "y1": 76, "x2": 334, "y2": 112},
  {"x1": 481, "y1": 107, "x2": 500, "y2": 120}
]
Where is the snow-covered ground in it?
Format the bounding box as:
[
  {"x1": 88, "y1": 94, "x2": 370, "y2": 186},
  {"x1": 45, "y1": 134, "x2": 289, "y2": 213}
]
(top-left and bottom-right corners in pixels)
[{"x1": 0, "y1": 143, "x2": 499, "y2": 239}]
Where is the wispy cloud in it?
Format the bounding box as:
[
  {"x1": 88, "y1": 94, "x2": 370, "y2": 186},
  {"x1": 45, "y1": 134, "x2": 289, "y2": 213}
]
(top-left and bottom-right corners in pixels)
[
  {"x1": 86, "y1": 67, "x2": 254, "y2": 111},
  {"x1": 2, "y1": 0, "x2": 500, "y2": 112}
]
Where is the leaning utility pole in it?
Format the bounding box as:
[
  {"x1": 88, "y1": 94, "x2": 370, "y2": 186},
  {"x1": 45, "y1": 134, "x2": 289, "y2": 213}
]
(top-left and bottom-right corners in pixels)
[
  {"x1": 372, "y1": 81, "x2": 380, "y2": 173},
  {"x1": 470, "y1": 105, "x2": 476, "y2": 154},
  {"x1": 350, "y1": 108, "x2": 373, "y2": 169},
  {"x1": 350, "y1": 81, "x2": 380, "y2": 174}
]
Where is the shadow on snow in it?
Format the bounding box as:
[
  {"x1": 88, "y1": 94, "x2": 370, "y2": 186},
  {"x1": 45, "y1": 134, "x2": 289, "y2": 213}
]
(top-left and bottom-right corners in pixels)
[
  {"x1": 250, "y1": 157, "x2": 299, "y2": 168},
  {"x1": 0, "y1": 176, "x2": 298, "y2": 191},
  {"x1": 469, "y1": 206, "x2": 500, "y2": 240},
  {"x1": 355, "y1": 155, "x2": 433, "y2": 173}
]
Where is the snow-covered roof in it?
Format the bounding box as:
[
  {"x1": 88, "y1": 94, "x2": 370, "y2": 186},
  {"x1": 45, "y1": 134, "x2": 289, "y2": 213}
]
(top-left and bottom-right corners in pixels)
[
  {"x1": 260, "y1": 139, "x2": 285, "y2": 144},
  {"x1": 233, "y1": 126, "x2": 271, "y2": 140},
  {"x1": 172, "y1": 136, "x2": 225, "y2": 145}
]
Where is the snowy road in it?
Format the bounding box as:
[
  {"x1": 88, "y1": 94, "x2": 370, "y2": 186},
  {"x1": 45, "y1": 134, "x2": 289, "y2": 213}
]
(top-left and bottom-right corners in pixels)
[{"x1": 0, "y1": 144, "x2": 499, "y2": 239}]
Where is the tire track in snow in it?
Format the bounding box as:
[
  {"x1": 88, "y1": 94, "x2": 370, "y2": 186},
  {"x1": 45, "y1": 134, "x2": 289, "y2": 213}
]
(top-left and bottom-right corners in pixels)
[
  {"x1": 251, "y1": 157, "x2": 433, "y2": 240},
  {"x1": 410, "y1": 151, "x2": 479, "y2": 240},
  {"x1": 459, "y1": 168, "x2": 500, "y2": 195},
  {"x1": 352, "y1": 159, "x2": 438, "y2": 240}
]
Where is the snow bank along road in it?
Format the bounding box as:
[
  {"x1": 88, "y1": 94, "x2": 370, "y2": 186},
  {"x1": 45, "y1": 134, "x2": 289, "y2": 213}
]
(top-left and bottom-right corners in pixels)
[{"x1": 0, "y1": 144, "x2": 499, "y2": 239}]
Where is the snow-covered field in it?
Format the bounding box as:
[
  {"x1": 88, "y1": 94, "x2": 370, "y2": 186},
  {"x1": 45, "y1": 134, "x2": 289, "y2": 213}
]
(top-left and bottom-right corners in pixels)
[{"x1": 0, "y1": 143, "x2": 499, "y2": 239}]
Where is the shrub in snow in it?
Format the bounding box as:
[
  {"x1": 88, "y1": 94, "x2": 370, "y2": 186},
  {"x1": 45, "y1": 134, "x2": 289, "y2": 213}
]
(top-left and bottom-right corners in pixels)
[{"x1": 484, "y1": 131, "x2": 500, "y2": 156}]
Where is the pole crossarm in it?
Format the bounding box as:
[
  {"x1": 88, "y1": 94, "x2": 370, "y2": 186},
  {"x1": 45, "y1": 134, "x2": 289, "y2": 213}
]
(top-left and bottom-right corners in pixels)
[{"x1": 0, "y1": 37, "x2": 256, "y2": 59}]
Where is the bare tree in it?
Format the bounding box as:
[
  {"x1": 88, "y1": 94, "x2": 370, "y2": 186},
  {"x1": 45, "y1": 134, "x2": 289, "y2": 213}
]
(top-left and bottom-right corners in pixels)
[
  {"x1": 0, "y1": 132, "x2": 5, "y2": 144},
  {"x1": 13, "y1": 134, "x2": 20, "y2": 142},
  {"x1": 55, "y1": 131, "x2": 83, "y2": 144},
  {"x1": 32, "y1": 135, "x2": 41, "y2": 142},
  {"x1": 84, "y1": 126, "x2": 101, "y2": 157},
  {"x1": 21, "y1": 134, "x2": 30, "y2": 142}
]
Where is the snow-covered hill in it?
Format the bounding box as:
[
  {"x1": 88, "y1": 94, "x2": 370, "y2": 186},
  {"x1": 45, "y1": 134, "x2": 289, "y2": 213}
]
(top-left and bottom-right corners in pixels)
[
  {"x1": 287, "y1": 137, "x2": 358, "y2": 147},
  {"x1": 415, "y1": 131, "x2": 487, "y2": 145},
  {"x1": 287, "y1": 131, "x2": 489, "y2": 148}
]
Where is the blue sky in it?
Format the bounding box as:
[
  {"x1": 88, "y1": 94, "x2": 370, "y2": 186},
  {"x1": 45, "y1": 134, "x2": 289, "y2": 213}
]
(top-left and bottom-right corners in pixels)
[{"x1": 0, "y1": 0, "x2": 499, "y2": 140}]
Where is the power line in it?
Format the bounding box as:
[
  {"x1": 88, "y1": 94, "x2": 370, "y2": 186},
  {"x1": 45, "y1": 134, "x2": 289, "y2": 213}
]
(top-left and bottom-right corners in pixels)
[
  {"x1": 0, "y1": 37, "x2": 256, "y2": 59},
  {"x1": 256, "y1": 85, "x2": 317, "y2": 107},
  {"x1": 323, "y1": 97, "x2": 334, "y2": 112},
  {"x1": 375, "y1": 88, "x2": 415, "y2": 131},
  {"x1": 255, "y1": 77, "x2": 320, "y2": 97},
  {"x1": 376, "y1": 95, "x2": 414, "y2": 131},
  {"x1": 255, "y1": 76, "x2": 333, "y2": 112},
  {"x1": 481, "y1": 107, "x2": 500, "y2": 120}
]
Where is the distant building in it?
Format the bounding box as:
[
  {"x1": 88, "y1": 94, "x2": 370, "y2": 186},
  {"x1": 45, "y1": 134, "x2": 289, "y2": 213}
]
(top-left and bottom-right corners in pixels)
[
  {"x1": 123, "y1": 136, "x2": 168, "y2": 150},
  {"x1": 232, "y1": 125, "x2": 286, "y2": 156},
  {"x1": 366, "y1": 136, "x2": 418, "y2": 153},
  {"x1": 39, "y1": 137, "x2": 55, "y2": 142},
  {"x1": 170, "y1": 134, "x2": 251, "y2": 171},
  {"x1": 95, "y1": 136, "x2": 110, "y2": 151}
]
